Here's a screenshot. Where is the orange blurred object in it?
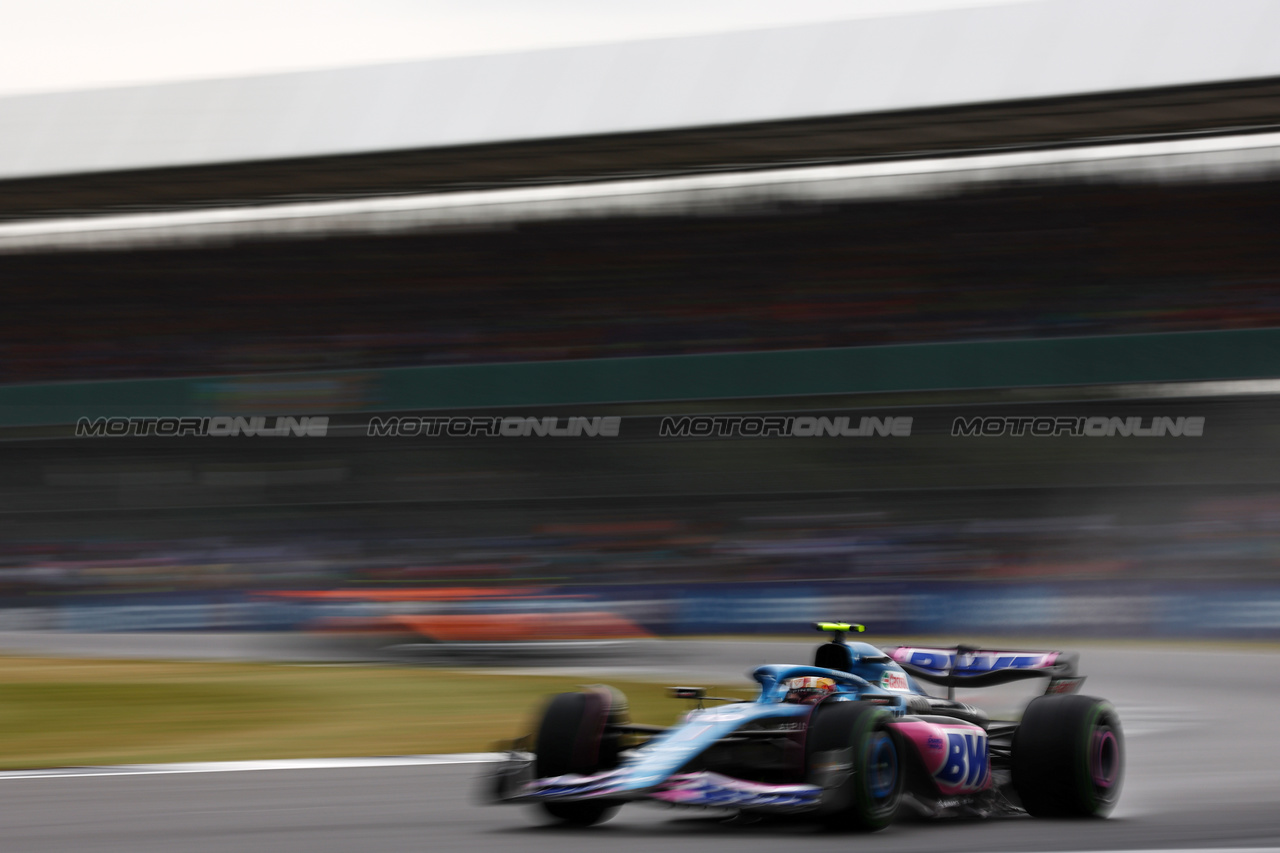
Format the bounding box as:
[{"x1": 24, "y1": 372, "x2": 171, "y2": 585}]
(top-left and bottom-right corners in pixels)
[{"x1": 382, "y1": 612, "x2": 651, "y2": 642}]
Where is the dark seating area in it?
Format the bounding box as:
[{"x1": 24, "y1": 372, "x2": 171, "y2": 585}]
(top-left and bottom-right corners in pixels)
[{"x1": 3, "y1": 179, "x2": 1280, "y2": 384}]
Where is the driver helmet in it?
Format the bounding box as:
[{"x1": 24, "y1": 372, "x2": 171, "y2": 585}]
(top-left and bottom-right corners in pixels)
[{"x1": 783, "y1": 676, "x2": 836, "y2": 705}]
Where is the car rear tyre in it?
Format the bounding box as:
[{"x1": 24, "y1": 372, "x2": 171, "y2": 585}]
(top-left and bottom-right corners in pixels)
[
  {"x1": 806, "y1": 701, "x2": 903, "y2": 831},
  {"x1": 534, "y1": 689, "x2": 625, "y2": 827},
  {"x1": 1011, "y1": 694, "x2": 1123, "y2": 817}
]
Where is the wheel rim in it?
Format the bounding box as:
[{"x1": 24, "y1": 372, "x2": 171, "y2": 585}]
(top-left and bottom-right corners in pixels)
[
  {"x1": 866, "y1": 731, "x2": 898, "y2": 800},
  {"x1": 1091, "y1": 726, "x2": 1120, "y2": 791}
]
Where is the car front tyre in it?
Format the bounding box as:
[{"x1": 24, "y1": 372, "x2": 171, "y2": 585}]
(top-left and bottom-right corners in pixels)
[
  {"x1": 534, "y1": 690, "x2": 623, "y2": 827},
  {"x1": 806, "y1": 701, "x2": 903, "y2": 831}
]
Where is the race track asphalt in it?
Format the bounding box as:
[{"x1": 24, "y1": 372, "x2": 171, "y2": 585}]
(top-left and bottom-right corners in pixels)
[{"x1": 0, "y1": 640, "x2": 1277, "y2": 853}]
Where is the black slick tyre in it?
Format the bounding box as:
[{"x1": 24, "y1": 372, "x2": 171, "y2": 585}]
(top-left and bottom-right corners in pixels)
[
  {"x1": 534, "y1": 690, "x2": 623, "y2": 827},
  {"x1": 805, "y1": 701, "x2": 903, "y2": 831},
  {"x1": 1011, "y1": 694, "x2": 1123, "y2": 817}
]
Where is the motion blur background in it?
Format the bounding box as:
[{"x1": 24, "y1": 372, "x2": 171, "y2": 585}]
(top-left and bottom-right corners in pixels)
[{"x1": 2, "y1": 0, "x2": 1280, "y2": 646}]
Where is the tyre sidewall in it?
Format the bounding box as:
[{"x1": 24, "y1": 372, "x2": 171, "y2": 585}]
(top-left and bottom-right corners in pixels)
[
  {"x1": 1012, "y1": 694, "x2": 1124, "y2": 818},
  {"x1": 807, "y1": 702, "x2": 903, "y2": 831},
  {"x1": 533, "y1": 690, "x2": 621, "y2": 827}
]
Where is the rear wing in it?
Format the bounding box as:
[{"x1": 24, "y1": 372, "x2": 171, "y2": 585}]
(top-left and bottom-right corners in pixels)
[{"x1": 883, "y1": 645, "x2": 1084, "y2": 699}]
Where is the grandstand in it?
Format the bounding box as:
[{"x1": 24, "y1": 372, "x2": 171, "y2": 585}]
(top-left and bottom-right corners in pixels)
[{"x1": 0, "y1": 0, "x2": 1278, "y2": 394}]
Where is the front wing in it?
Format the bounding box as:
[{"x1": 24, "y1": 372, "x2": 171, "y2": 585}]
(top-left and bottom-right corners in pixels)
[{"x1": 489, "y1": 753, "x2": 824, "y2": 813}]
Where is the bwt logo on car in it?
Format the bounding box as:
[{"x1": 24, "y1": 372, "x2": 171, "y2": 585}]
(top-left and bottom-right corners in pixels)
[
  {"x1": 951, "y1": 415, "x2": 1204, "y2": 437},
  {"x1": 366, "y1": 416, "x2": 621, "y2": 438},
  {"x1": 900, "y1": 649, "x2": 1052, "y2": 672},
  {"x1": 659, "y1": 415, "x2": 912, "y2": 438},
  {"x1": 938, "y1": 732, "x2": 990, "y2": 790},
  {"x1": 75, "y1": 416, "x2": 329, "y2": 437}
]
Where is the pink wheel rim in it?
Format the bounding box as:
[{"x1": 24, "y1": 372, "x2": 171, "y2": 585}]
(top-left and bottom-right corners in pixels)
[{"x1": 1092, "y1": 729, "x2": 1118, "y2": 788}]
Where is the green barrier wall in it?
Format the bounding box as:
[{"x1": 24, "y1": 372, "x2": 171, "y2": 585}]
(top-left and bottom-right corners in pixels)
[{"x1": 3, "y1": 328, "x2": 1279, "y2": 426}]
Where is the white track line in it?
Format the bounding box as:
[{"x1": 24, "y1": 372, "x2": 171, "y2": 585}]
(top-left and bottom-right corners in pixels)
[{"x1": 0, "y1": 753, "x2": 503, "y2": 780}]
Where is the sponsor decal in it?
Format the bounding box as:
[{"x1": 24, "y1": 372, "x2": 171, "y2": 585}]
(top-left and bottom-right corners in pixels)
[
  {"x1": 893, "y1": 648, "x2": 1055, "y2": 673},
  {"x1": 744, "y1": 719, "x2": 807, "y2": 733},
  {"x1": 689, "y1": 706, "x2": 755, "y2": 723},
  {"x1": 881, "y1": 671, "x2": 910, "y2": 692},
  {"x1": 894, "y1": 720, "x2": 991, "y2": 794},
  {"x1": 1045, "y1": 676, "x2": 1086, "y2": 695},
  {"x1": 937, "y1": 731, "x2": 990, "y2": 791}
]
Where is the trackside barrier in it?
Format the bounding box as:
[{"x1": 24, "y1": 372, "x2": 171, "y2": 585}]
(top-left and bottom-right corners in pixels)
[
  {"x1": 651, "y1": 583, "x2": 1280, "y2": 638},
  {"x1": 4, "y1": 328, "x2": 1280, "y2": 426},
  {"x1": 6, "y1": 582, "x2": 1280, "y2": 638}
]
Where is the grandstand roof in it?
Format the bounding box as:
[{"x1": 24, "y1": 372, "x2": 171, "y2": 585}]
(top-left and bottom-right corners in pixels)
[
  {"x1": 2, "y1": 0, "x2": 1279, "y2": 186},
  {"x1": 4, "y1": 129, "x2": 1279, "y2": 254}
]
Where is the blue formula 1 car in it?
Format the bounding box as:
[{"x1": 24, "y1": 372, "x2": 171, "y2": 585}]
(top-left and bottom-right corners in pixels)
[{"x1": 485, "y1": 623, "x2": 1123, "y2": 829}]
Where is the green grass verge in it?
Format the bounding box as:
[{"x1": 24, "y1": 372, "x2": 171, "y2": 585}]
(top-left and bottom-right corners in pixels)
[{"x1": 0, "y1": 657, "x2": 749, "y2": 770}]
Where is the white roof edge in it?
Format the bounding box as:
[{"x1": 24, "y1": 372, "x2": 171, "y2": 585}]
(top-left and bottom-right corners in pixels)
[
  {"x1": 2, "y1": 129, "x2": 1277, "y2": 254},
  {"x1": 2, "y1": 0, "x2": 1280, "y2": 182}
]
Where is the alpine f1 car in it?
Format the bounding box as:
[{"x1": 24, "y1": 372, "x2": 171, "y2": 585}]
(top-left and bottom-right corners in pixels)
[{"x1": 485, "y1": 623, "x2": 1123, "y2": 828}]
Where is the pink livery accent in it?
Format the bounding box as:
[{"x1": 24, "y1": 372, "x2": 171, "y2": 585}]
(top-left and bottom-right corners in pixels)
[
  {"x1": 891, "y1": 719, "x2": 991, "y2": 796},
  {"x1": 651, "y1": 772, "x2": 822, "y2": 809}
]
